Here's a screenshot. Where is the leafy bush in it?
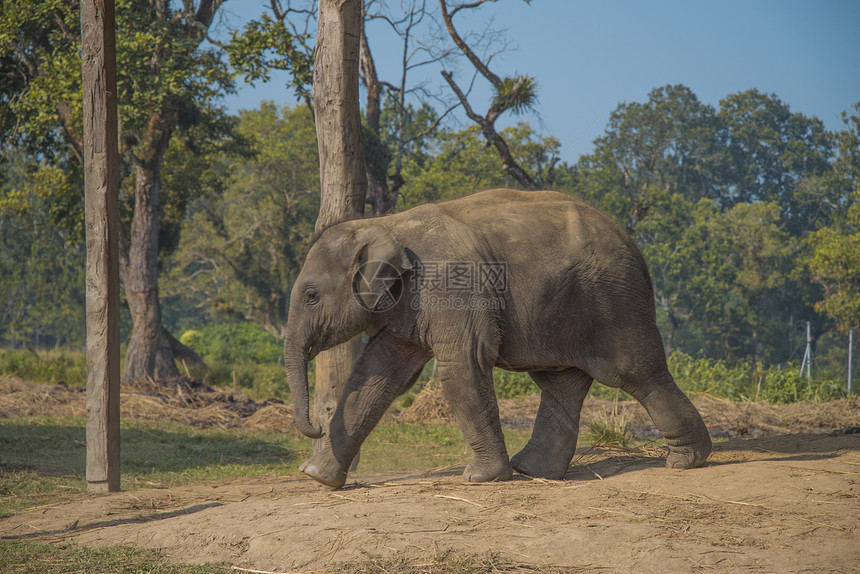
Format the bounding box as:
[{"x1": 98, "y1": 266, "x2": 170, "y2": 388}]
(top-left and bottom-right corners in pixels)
[
  {"x1": 0, "y1": 349, "x2": 86, "y2": 386},
  {"x1": 669, "y1": 351, "x2": 847, "y2": 402},
  {"x1": 492, "y1": 369, "x2": 537, "y2": 399},
  {"x1": 180, "y1": 322, "x2": 282, "y2": 365},
  {"x1": 758, "y1": 368, "x2": 846, "y2": 403},
  {"x1": 178, "y1": 322, "x2": 299, "y2": 399},
  {"x1": 586, "y1": 383, "x2": 627, "y2": 401},
  {"x1": 487, "y1": 352, "x2": 848, "y2": 404},
  {"x1": 668, "y1": 352, "x2": 757, "y2": 400}
]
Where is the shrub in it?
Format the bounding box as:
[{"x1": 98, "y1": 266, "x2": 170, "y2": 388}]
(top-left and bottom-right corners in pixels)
[
  {"x1": 492, "y1": 369, "x2": 537, "y2": 399},
  {"x1": 758, "y1": 368, "x2": 846, "y2": 403},
  {"x1": 0, "y1": 349, "x2": 86, "y2": 386},
  {"x1": 179, "y1": 322, "x2": 282, "y2": 365},
  {"x1": 668, "y1": 352, "x2": 757, "y2": 400},
  {"x1": 178, "y1": 322, "x2": 298, "y2": 400},
  {"x1": 668, "y1": 351, "x2": 847, "y2": 402},
  {"x1": 488, "y1": 352, "x2": 849, "y2": 404}
]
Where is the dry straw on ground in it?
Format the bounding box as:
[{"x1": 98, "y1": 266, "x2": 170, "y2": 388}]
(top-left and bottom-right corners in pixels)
[{"x1": 0, "y1": 375, "x2": 857, "y2": 438}]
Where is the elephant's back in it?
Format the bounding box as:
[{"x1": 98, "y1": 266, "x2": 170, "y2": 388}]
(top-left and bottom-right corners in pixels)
[
  {"x1": 386, "y1": 188, "x2": 652, "y2": 303},
  {"x1": 426, "y1": 189, "x2": 640, "y2": 269}
]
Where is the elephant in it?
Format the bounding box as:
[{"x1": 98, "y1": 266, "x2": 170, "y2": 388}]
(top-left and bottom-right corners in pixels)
[{"x1": 284, "y1": 188, "x2": 712, "y2": 488}]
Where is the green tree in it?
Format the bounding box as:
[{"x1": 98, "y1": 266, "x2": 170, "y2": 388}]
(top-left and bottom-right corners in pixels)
[
  {"x1": 809, "y1": 105, "x2": 860, "y2": 332},
  {"x1": 566, "y1": 85, "x2": 838, "y2": 364},
  {"x1": 636, "y1": 195, "x2": 796, "y2": 361},
  {"x1": 0, "y1": 149, "x2": 85, "y2": 348},
  {"x1": 164, "y1": 103, "x2": 319, "y2": 335},
  {"x1": 717, "y1": 89, "x2": 833, "y2": 233},
  {"x1": 226, "y1": 2, "x2": 314, "y2": 111},
  {"x1": 566, "y1": 85, "x2": 721, "y2": 233},
  {"x1": 0, "y1": 0, "x2": 235, "y2": 382},
  {"x1": 809, "y1": 198, "x2": 860, "y2": 332},
  {"x1": 398, "y1": 122, "x2": 561, "y2": 208},
  {"x1": 226, "y1": 1, "x2": 461, "y2": 215}
]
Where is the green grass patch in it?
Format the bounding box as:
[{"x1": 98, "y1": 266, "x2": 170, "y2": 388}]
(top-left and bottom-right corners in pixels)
[
  {"x1": 0, "y1": 416, "x2": 532, "y2": 517},
  {"x1": 0, "y1": 540, "x2": 232, "y2": 574},
  {"x1": 0, "y1": 416, "x2": 311, "y2": 517},
  {"x1": 580, "y1": 407, "x2": 631, "y2": 447},
  {"x1": 357, "y1": 424, "x2": 531, "y2": 474}
]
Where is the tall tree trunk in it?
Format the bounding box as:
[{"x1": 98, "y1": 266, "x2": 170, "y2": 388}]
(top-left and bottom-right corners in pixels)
[
  {"x1": 120, "y1": 157, "x2": 179, "y2": 384},
  {"x1": 311, "y1": 0, "x2": 367, "y2": 458}
]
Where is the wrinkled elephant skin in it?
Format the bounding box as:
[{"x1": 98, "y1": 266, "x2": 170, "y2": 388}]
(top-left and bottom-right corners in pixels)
[{"x1": 283, "y1": 189, "x2": 712, "y2": 488}]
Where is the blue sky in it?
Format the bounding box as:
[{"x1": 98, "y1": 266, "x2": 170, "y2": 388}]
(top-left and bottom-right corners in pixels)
[{"x1": 218, "y1": 0, "x2": 860, "y2": 164}]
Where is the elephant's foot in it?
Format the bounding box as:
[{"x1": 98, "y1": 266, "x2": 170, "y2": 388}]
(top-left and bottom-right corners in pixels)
[
  {"x1": 463, "y1": 456, "x2": 512, "y2": 483},
  {"x1": 665, "y1": 435, "x2": 712, "y2": 469},
  {"x1": 511, "y1": 442, "x2": 572, "y2": 480},
  {"x1": 299, "y1": 453, "x2": 349, "y2": 488}
]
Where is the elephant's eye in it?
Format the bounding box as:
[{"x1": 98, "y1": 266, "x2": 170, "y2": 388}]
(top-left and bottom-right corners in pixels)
[{"x1": 304, "y1": 288, "x2": 320, "y2": 306}]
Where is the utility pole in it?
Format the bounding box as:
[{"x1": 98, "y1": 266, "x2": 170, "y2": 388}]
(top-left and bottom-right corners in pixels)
[
  {"x1": 82, "y1": 0, "x2": 121, "y2": 493},
  {"x1": 799, "y1": 321, "x2": 812, "y2": 384}
]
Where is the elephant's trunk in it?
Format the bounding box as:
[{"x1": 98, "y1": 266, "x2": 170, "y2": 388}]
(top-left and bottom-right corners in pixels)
[{"x1": 284, "y1": 332, "x2": 324, "y2": 439}]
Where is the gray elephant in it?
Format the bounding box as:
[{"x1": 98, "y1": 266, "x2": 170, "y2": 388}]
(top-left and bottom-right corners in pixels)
[{"x1": 284, "y1": 189, "x2": 711, "y2": 488}]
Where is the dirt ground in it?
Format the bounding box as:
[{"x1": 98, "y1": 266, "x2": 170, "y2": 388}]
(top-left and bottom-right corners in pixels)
[{"x1": 1, "y1": 376, "x2": 859, "y2": 572}]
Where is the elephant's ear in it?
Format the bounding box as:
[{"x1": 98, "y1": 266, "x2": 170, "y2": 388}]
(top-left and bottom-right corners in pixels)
[{"x1": 351, "y1": 226, "x2": 412, "y2": 311}]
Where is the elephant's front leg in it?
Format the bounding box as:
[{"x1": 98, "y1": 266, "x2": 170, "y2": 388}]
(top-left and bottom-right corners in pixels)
[
  {"x1": 436, "y1": 357, "x2": 512, "y2": 483},
  {"x1": 300, "y1": 333, "x2": 431, "y2": 488}
]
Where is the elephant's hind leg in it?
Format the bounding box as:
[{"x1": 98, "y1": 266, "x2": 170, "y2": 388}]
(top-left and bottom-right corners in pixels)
[
  {"x1": 635, "y1": 374, "x2": 711, "y2": 469},
  {"x1": 510, "y1": 368, "x2": 592, "y2": 480},
  {"x1": 608, "y1": 363, "x2": 711, "y2": 470}
]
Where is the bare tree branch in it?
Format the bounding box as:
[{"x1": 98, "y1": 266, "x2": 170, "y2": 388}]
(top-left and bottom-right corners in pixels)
[
  {"x1": 402, "y1": 101, "x2": 460, "y2": 145},
  {"x1": 441, "y1": 70, "x2": 537, "y2": 189},
  {"x1": 437, "y1": 0, "x2": 543, "y2": 189},
  {"x1": 439, "y1": 0, "x2": 502, "y2": 87}
]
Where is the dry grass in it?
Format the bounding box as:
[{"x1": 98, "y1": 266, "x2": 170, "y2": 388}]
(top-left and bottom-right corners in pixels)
[
  {"x1": 581, "y1": 398, "x2": 631, "y2": 446},
  {"x1": 400, "y1": 381, "x2": 450, "y2": 425},
  {"x1": 0, "y1": 375, "x2": 300, "y2": 434},
  {"x1": 1, "y1": 375, "x2": 856, "y2": 440}
]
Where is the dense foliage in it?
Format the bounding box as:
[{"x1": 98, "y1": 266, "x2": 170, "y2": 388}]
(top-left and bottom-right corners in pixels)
[
  {"x1": 2, "y1": 86, "x2": 857, "y2": 393},
  {"x1": 0, "y1": 3, "x2": 856, "y2": 397},
  {"x1": 490, "y1": 354, "x2": 847, "y2": 404}
]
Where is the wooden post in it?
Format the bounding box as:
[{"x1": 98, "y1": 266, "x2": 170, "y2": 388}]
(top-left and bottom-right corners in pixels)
[
  {"x1": 311, "y1": 0, "x2": 367, "y2": 460},
  {"x1": 82, "y1": 0, "x2": 121, "y2": 493}
]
